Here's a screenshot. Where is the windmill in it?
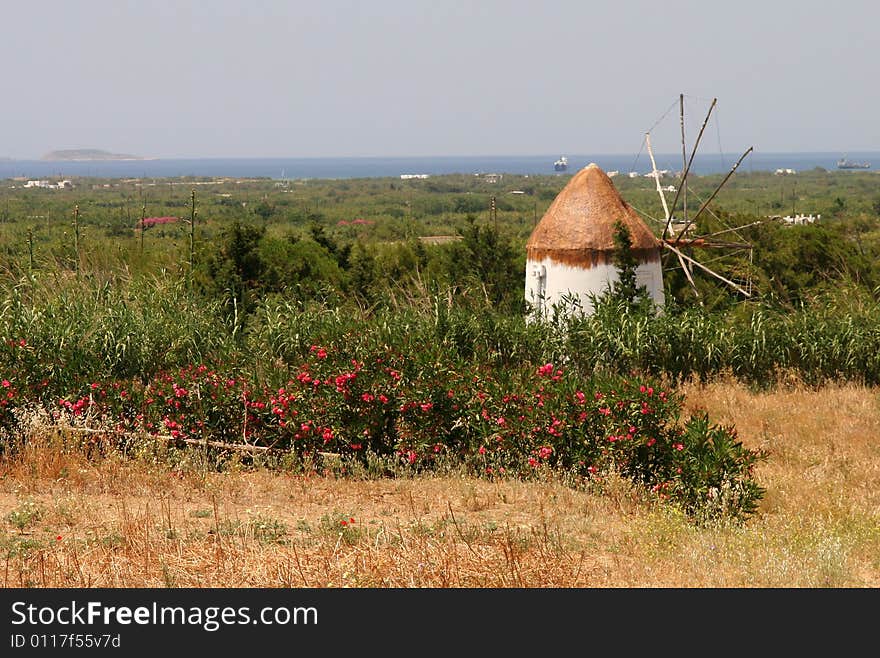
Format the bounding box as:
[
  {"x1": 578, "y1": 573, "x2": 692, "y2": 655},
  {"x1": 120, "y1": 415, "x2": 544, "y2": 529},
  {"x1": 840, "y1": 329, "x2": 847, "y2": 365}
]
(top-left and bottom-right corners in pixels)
[
  {"x1": 522, "y1": 95, "x2": 761, "y2": 322},
  {"x1": 642, "y1": 94, "x2": 760, "y2": 303}
]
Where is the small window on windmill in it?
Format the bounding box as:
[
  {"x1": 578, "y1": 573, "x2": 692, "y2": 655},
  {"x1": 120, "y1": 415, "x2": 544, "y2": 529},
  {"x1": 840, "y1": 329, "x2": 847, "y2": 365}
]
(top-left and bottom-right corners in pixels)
[
  {"x1": 531, "y1": 264, "x2": 547, "y2": 312},
  {"x1": 532, "y1": 264, "x2": 546, "y2": 285}
]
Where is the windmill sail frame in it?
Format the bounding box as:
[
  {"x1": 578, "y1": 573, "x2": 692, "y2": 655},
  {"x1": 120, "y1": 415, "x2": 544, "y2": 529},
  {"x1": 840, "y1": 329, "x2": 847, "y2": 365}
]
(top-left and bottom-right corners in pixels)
[{"x1": 645, "y1": 94, "x2": 757, "y2": 301}]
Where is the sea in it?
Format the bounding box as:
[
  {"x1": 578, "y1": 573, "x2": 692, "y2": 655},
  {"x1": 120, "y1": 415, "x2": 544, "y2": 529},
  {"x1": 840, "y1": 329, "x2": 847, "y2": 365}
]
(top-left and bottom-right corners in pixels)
[{"x1": 1, "y1": 152, "x2": 877, "y2": 181}]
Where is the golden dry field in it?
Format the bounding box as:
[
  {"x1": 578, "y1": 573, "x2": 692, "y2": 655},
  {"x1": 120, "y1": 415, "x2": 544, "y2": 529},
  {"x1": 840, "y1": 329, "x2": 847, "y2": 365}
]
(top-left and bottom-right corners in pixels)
[{"x1": 1, "y1": 380, "x2": 878, "y2": 588}]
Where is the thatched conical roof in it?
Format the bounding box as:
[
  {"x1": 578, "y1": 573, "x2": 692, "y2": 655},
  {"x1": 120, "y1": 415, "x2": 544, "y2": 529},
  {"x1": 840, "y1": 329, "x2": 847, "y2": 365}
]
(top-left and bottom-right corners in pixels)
[{"x1": 526, "y1": 163, "x2": 660, "y2": 268}]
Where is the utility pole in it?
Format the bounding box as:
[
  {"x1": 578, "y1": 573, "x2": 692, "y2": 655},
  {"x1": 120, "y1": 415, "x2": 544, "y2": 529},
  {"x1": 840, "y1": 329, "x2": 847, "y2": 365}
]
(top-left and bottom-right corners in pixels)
[
  {"x1": 73, "y1": 204, "x2": 80, "y2": 279},
  {"x1": 140, "y1": 199, "x2": 146, "y2": 255},
  {"x1": 490, "y1": 195, "x2": 497, "y2": 232},
  {"x1": 188, "y1": 189, "x2": 197, "y2": 291},
  {"x1": 27, "y1": 228, "x2": 34, "y2": 273}
]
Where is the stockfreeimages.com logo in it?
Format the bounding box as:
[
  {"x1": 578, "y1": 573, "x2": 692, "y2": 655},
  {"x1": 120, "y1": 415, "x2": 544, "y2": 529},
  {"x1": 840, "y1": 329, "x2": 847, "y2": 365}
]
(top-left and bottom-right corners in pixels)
[{"x1": 11, "y1": 601, "x2": 317, "y2": 632}]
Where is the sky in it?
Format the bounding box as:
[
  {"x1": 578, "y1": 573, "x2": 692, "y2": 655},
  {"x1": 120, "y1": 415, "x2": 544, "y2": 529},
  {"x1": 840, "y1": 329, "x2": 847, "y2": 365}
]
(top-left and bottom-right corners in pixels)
[{"x1": 2, "y1": 0, "x2": 878, "y2": 159}]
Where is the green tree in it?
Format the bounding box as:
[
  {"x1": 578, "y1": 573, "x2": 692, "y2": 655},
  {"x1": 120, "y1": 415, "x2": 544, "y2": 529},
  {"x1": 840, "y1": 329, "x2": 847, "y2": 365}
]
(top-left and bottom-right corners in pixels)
[
  {"x1": 443, "y1": 217, "x2": 523, "y2": 310},
  {"x1": 608, "y1": 219, "x2": 653, "y2": 313},
  {"x1": 196, "y1": 221, "x2": 266, "y2": 321}
]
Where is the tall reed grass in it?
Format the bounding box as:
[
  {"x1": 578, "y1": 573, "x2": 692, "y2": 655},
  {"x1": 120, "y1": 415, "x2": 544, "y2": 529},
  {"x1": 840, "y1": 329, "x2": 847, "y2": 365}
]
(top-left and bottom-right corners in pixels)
[{"x1": 2, "y1": 274, "x2": 880, "y2": 395}]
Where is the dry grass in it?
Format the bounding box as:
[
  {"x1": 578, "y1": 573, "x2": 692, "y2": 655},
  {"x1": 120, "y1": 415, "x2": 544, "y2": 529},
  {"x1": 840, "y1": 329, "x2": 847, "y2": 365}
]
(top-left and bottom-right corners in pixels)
[{"x1": 1, "y1": 380, "x2": 878, "y2": 588}]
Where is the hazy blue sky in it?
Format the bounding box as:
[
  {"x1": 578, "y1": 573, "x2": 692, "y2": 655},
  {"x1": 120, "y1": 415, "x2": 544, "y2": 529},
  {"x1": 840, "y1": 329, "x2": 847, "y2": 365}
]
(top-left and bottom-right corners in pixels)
[{"x1": 3, "y1": 0, "x2": 877, "y2": 159}]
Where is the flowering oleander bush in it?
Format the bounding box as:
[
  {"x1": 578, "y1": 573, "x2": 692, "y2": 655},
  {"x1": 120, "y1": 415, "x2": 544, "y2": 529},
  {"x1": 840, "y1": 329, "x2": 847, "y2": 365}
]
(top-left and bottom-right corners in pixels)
[{"x1": 1, "y1": 343, "x2": 766, "y2": 522}]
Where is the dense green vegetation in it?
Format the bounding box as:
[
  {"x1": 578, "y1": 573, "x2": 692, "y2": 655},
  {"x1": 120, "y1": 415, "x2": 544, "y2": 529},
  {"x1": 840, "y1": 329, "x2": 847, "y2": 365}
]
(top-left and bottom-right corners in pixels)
[{"x1": 3, "y1": 167, "x2": 879, "y2": 313}]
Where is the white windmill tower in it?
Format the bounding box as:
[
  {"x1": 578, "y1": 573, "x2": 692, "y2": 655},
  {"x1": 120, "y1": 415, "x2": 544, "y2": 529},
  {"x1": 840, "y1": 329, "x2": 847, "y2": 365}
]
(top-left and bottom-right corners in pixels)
[{"x1": 524, "y1": 162, "x2": 665, "y2": 320}]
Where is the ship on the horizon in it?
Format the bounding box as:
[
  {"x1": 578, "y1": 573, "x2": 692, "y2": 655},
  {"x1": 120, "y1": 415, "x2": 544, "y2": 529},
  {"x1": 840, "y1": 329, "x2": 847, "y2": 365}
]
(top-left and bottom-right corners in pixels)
[
  {"x1": 837, "y1": 155, "x2": 871, "y2": 169},
  {"x1": 554, "y1": 156, "x2": 568, "y2": 172}
]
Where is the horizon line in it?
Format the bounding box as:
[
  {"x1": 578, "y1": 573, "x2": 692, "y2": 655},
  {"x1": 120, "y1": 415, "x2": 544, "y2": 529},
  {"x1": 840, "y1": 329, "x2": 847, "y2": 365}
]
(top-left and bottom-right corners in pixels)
[{"x1": 4, "y1": 149, "x2": 878, "y2": 162}]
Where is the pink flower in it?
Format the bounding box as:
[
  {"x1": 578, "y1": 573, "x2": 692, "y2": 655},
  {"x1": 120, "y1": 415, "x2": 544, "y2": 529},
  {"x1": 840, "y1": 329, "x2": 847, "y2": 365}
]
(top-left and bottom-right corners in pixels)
[
  {"x1": 0, "y1": 380, "x2": 9, "y2": 388},
  {"x1": 538, "y1": 446, "x2": 552, "y2": 460},
  {"x1": 673, "y1": 443, "x2": 684, "y2": 451}
]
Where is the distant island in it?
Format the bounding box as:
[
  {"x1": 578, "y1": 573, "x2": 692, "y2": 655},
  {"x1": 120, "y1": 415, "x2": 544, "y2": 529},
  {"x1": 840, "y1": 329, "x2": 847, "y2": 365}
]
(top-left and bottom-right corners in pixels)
[{"x1": 41, "y1": 149, "x2": 151, "y2": 161}]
